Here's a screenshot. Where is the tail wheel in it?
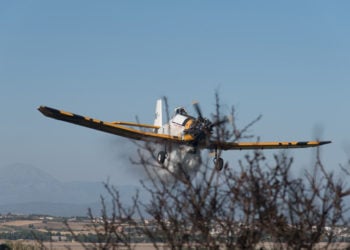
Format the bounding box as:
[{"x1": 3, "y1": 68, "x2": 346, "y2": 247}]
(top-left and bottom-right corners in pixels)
[
  {"x1": 157, "y1": 151, "x2": 167, "y2": 164},
  {"x1": 214, "y1": 157, "x2": 224, "y2": 171}
]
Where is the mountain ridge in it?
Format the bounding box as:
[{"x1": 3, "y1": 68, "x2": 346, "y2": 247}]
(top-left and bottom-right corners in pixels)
[{"x1": 0, "y1": 163, "x2": 139, "y2": 216}]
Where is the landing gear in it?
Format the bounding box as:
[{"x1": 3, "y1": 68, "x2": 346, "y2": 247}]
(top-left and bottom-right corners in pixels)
[
  {"x1": 157, "y1": 151, "x2": 167, "y2": 164},
  {"x1": 213, "y1": 147, "x2": 224, "y2": 171},
  {"x1": 214, "y1": 157, "x2": 224, "y2": 171}
]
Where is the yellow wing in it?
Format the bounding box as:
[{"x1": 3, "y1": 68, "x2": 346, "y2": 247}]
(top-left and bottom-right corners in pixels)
[
  {"x1": 38, "y1": 106, "x2": 331, "y2": 150},
  {"x1": 210, "y1": 140, "x2": 331, "y2": 150},
  {"x1": 38, "y1": 106, "x2": 182, "y2": 143}
]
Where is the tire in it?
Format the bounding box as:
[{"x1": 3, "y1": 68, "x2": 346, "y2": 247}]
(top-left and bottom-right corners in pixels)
[
  {"x1": 157, "y1": 151, "x2": 167, "y2": 164},
  {"x1": 215, "y1": 157, "x2": 224, "y2": 171}
]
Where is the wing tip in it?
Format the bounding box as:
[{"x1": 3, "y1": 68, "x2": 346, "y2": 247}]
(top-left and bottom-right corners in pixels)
[
  {"x1": 37, "y1": 105, "x2": 59, "y2": 118},
  {"x1": 37, "y1": 105, "x2": 48, "y2": 115},
  {"x1": 38, "y1": 105, "x2": 53, "y2": 115},
  {"x1": 319, "y1": 140, "x2": 332, "y2": 146}
]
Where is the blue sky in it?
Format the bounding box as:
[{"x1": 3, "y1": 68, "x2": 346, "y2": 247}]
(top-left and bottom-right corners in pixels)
[{"x1": 1, "y1": 1, "x2": 349, "y2": 184}]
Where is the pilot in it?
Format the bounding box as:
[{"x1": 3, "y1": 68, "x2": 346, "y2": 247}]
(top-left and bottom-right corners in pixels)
[{"x1": 174, "y1": 107, "x2": 188, "y2": 116}]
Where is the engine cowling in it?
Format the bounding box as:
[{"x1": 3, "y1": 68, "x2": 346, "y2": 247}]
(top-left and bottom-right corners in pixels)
[{"x1": 183, "y1": 118, "x2": 212, "y2": 144}]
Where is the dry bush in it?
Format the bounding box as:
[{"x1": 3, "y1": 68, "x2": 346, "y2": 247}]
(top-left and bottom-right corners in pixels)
[{"x1": 67, "y1": 94, "x2": 350, "y2": 250}]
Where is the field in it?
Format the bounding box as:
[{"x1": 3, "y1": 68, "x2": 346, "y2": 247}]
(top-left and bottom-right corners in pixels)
[
  {"x1": 1, "y1": 215, "x2": 350, "y2": 249},
  {"x1": 0, "y1": 216, "x2": 161, "y2": 249},
  {"x1": 0, "y1": 240, "x2": 159, "y2": 250}
]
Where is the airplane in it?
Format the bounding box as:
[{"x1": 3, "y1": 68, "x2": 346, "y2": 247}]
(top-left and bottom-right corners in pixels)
[{"x1": 38, "y1": 99, "x2": 331, "y2": 171}]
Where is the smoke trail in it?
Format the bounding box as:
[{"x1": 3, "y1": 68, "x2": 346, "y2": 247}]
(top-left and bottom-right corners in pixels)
[
  {"x1": 105, "y1": 137, "x2": 147, "y2": 183},
  {"x1": 153, "y1": 145, "x2": 202, "y2": 182},
  {"x1": 106, "y1": 137, "x2": 202, "y2": 183}
]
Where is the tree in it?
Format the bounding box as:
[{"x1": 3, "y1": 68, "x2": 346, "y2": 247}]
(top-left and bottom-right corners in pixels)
[{"x1": 66, "y1": 94, "x2": 350, "y2": 250}]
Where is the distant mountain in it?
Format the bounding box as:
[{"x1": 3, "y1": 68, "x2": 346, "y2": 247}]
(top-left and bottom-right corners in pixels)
[{"x1": 0, "y1": 163, "x2": 140, "y2": 216}]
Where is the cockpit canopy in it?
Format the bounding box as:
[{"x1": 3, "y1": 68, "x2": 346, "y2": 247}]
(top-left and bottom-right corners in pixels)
[{"x1": 174, "y1": 107, "x2": 188, "y2": 116}]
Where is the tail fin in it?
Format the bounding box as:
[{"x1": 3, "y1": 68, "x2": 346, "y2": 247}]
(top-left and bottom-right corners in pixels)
[{"x1": 154, "y1": 99, "x2": 163, "y2": 131}]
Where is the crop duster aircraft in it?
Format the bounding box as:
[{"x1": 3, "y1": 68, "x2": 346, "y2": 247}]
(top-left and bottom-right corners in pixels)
[{"x1": 38, "y1": 100, "x2": 331, "y2": 171}]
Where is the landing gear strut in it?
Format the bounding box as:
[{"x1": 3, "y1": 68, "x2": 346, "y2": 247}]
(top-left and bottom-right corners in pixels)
[{"x1": 213, "y1": 148, "x2": 224, "y2": 171}]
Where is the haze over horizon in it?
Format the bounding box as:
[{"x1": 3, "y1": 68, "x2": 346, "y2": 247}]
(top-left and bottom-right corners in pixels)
[{"x1": 1, "y1": 1, "x2": 349, "y2": 185}]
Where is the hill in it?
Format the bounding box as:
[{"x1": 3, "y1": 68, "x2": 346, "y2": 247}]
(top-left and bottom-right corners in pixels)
[{"x1": 0, "y1": 163, "x2": 139, "y2": 216}]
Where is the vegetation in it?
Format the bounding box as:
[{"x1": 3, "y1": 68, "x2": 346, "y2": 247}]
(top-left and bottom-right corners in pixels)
[
  {"x1": 0, "y1": 231, "x2": 50, "y2": 241},
  {"x1": 0, "y1": 241, "x2": 38, "y2": 250},
  {"x1": 63, "y1": 94, "x2": 350, "y2": 249}
]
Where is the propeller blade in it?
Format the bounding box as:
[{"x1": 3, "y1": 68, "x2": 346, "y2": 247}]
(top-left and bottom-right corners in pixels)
[
  {"x1": 192, "y1": 101, "x2": 203, "y2": 120},
  {"x1": 210, "y1": 116, "x2": 228, "y2": 129}
]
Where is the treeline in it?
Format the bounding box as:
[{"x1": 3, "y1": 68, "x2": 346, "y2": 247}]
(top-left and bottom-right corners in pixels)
[
  {"x1": 0, "y1": 230, "x2": 51, "y2": 241},
  {"x1": 0, "y1": 230, "x2": 113, "y2": 243}
]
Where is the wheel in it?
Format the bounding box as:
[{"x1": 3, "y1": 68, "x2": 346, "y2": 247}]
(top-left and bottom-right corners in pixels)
[
  {"x1": 157, "y1": 151, "x2": 167, "y2": 164},
  {"x1": 214, "y1": 157, "x2": 224, "y2": 171}
]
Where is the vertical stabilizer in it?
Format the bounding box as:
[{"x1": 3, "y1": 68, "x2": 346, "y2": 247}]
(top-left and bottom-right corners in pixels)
[{"x1": 154, "y1": 99, "x2": 163, "y2": 132}]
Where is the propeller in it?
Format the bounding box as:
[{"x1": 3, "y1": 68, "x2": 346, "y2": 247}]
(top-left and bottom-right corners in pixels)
[
  {"x1": 192, "y1": 101, "x2": 204, "y2": 121},
  {"x1": 209, "y1": 116, "x2": 228, "y2": 130},
  {"x1": 185, "y1": 101, "x2": 228, "y2": 145}
]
